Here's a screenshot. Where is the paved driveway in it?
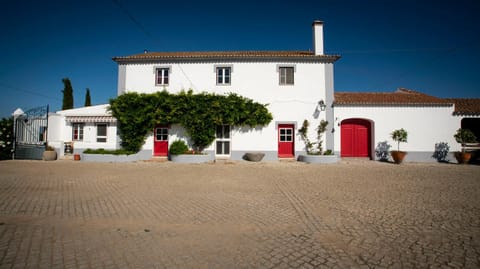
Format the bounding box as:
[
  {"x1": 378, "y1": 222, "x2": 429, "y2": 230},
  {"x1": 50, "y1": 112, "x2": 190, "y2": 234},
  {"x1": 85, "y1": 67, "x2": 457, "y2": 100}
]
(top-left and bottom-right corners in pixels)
[{"x1": 0, "y1": 160, "x2": 479, "y2": 268}]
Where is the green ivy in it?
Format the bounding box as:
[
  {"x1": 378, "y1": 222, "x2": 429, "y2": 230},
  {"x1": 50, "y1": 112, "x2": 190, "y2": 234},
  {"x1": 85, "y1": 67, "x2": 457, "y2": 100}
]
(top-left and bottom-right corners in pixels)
[{"x1": 109, "y1": 90, "x2": 273, "y2": 153}]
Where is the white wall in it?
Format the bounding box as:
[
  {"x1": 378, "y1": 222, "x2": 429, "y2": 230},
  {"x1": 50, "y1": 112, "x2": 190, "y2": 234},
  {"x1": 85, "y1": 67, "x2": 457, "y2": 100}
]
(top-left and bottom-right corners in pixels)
[
  {"x1": 334, "y1": 105, "x2": 462, "y2": 155},
  {"x1": 64, "y1": 122, "x2": 118, "y2": 151},
  {"x1": 122, "y1": 61, "x2": 332, "y2": 156}
]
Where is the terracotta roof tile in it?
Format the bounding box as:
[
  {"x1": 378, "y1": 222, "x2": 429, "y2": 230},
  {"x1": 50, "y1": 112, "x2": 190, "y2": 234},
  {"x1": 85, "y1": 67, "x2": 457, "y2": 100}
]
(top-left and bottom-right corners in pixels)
[
  {"x1": 113, "y1": 50, "x2": 340, "y2": 63},
  {"x1": 444, "y1": 98, "x2": 480, "y2": 116},
  {"x1": 334, "y1": 88, "x2": 450, "y2": 106}
]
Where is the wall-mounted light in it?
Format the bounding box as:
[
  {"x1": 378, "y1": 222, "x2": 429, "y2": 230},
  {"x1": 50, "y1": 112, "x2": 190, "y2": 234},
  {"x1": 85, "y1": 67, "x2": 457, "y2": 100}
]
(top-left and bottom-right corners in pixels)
[{"x1": 318, "y1": 100, "x2": 326, "y2": 111}]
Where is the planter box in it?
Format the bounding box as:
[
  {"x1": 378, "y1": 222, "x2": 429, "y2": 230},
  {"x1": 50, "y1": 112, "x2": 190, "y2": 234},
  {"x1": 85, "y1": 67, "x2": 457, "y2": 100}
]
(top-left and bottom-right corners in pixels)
[
  {"x1": 42, "y1": 151, "x2": 57, "y2": 161},
  {"x1": 81, "y1": 151, "x2": 151, "y2": 162},
  {"x1": 298, "y1": 154, "x2": 340, "y2": 164},
  {"x1": 170, "y1": 154, "x2": 214, "y2": 163}
]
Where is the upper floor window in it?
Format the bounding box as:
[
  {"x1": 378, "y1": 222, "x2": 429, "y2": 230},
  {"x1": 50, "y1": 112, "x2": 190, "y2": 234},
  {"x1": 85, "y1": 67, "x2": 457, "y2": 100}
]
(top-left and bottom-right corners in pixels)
[
  {"x1": 279, "y1": 66, "x2": 294, "y2": 85},
  {"x1": 156, "y1": 68, "x2": 169, "y2": 86},
  {"x1": 96, "y1": 123, "x2": 107, "y2": 143},
  {"x1": 72, "y1": 123, "x2": 84, "y2": 141},
  {"x1": 216, "y1": 67, "x2": 231, "y2": 85}
]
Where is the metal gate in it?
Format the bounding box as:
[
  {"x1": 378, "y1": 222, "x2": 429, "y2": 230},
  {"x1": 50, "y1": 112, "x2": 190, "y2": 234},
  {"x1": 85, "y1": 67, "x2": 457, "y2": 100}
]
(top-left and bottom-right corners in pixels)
[{"x1": 13, "y1": 105, "x2": 49, "y2": 160}]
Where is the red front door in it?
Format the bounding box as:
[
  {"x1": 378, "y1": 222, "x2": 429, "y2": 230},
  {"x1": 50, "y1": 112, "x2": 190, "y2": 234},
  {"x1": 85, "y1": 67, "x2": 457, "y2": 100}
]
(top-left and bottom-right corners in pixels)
[
  {"x1": 154, "y1": 126, "x2": 169, "y2": 156},
  {"x1": 278, "y1": 124, "x2": 295, "y2": 158},
  {"x1": 341, "y1": 119, "x2": 370, "y2": 157}
]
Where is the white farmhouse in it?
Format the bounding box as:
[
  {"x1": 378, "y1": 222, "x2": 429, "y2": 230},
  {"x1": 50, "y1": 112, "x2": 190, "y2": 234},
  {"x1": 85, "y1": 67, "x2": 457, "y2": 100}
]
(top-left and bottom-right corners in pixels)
[
  {"x1": 44, "y1": 21, "x2": 479, "y2": 162},
  {"x1": 107, "y1": 20, "x2": 338, "y2": 161}
]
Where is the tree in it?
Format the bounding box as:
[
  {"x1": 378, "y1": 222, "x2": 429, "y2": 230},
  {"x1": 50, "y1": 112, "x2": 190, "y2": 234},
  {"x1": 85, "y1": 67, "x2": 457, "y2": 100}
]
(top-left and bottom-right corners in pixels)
[
  {"x1": 61, "y1": 78, "x2": 74, "y2": 110},
  {"x1": 84, "y1": 88, "x2": 91, "y2": 107}
]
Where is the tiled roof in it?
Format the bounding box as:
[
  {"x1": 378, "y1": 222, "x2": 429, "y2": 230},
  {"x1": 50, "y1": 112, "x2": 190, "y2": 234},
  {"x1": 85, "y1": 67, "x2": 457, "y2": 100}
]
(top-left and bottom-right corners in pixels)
[
  {"x1": 334, "y1": 88, "x2": 451, "y2": 106},
  {"x1": 113, "y1": 50, "x2": 340, "y2": 63},
  {"x1": 444, "y1": 98, "x2": 480, "y2": 116}
]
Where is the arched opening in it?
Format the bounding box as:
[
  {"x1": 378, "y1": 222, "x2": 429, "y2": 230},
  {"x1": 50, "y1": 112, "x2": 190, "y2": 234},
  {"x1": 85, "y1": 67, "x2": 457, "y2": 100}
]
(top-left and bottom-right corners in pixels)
[{"x1": 340, "y1": 118, "x2": 373, "y2": 159}]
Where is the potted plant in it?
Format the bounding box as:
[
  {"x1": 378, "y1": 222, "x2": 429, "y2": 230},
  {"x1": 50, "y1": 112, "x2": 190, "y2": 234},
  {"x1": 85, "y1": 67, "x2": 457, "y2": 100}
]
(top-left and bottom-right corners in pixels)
[
  {"x1": 390, "y1": 128, "x2": 408, "y2": 164},
  {"x1": 453, "y1": 128, "x2": 477, "y2": 164},
  {"x1": 42, "y1": 145, "x2": 57, "y2": 161},
  {"x1": 298, "y1": 119, "x2": 339, "y2": 164}
]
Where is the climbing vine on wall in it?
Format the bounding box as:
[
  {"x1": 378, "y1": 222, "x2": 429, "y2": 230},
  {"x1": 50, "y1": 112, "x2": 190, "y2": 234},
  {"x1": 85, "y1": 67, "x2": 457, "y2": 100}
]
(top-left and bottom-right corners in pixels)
[{"x1": 109, "y1": 90, "x2": 273, "y2": 153}]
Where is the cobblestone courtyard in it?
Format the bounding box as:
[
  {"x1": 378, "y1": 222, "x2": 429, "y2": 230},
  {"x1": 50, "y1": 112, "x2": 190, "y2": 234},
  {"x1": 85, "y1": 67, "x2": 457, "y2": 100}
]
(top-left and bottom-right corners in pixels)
[{"x1": 0, "y1": 160, "x2": 479, "y2": 268}]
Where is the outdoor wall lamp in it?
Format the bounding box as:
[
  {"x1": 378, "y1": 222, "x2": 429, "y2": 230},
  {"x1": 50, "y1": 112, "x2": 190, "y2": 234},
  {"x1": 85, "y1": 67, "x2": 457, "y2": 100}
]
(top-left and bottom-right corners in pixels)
[{"x1": 318, "y1": 100, "x2": 326, "y2": 111}]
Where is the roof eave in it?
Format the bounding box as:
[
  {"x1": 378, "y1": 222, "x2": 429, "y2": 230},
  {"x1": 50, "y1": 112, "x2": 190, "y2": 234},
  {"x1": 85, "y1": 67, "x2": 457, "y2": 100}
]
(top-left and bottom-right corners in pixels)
[
  {"x1": 333, "y1": 102, "x2": 452, "y2": 106},
  {"x1": 112, "y1": 55, "x2": 341, "y2": 64}
]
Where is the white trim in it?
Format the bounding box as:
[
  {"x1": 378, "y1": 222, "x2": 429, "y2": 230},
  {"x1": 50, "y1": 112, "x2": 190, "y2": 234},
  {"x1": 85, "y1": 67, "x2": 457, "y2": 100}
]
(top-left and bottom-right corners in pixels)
[
  {"x1": 215, "y1": 125, "x2": 231, "y2": 157},
  {"x1": 96, "y1": 123, "x2": 108, "y2": 143},
  {"x1": 154, "y1": 66, "x2": 171, "y2": 86},
  {"x1": 215, "y1": 66, "x2": 232, "y2": 86},
  {"x1": 154, "y1": 127, "x2": 169, "y2": 142}
]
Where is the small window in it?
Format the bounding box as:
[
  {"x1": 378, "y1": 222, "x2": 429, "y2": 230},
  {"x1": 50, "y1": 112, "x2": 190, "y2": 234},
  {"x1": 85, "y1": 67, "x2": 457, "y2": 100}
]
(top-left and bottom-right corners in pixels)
[
  {"x1": 279, "y1": 67, "x2": 294, "y2": 85},
  {"x1": 155, "y1": 127, "x2": 168, "y2": 141},
  {"x1": 216, "y1": 67, "x2": 231, "y2": 85},
  {"x1": 72, "y1": 123, "x2": 84, "y2": 141},
  {"x1": 156, "y1": 68, "x2": 169, "y2": 86},
  {"x1": 96, "y1": 123, "x2": 107, "y2": 143},
  {"x1": 279, "y1": 128, "x2": 293, "y2": 142}
]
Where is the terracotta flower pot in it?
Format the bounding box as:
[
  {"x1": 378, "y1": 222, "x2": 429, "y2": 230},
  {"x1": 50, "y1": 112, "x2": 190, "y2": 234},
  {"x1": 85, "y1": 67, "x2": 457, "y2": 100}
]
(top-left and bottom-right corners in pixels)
[
  {"x1": 454, "y1": 152, "x2": 471, "y2": 164},
  {"x1": 390, "y1": 150, "x2": 407, "y2": 164},
  {"x1": 74, "y1": 154, "x2": 81, "y2": 161}
]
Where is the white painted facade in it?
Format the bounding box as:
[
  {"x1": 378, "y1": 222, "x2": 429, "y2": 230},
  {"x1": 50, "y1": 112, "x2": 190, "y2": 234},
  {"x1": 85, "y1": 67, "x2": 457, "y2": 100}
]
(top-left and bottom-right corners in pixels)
[
  {"x1": 47, "y1": 105, "x2": 118, "y2": 156},
  {"x1": 118, "y1": 61, "x2": 335, "y2": 159},
  {"x1": 334, "y1": 105, "x2": 462, "y2": 161},
  {"x1": 113, "y1": 22, "x2": 337, "y2": 160}
]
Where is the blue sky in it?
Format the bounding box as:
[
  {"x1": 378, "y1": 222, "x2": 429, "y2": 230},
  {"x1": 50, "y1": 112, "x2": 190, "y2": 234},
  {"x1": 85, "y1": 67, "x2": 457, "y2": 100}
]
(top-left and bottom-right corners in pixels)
[{"x1": 1, "y1": 0, "x2": 479, "y2": 118}]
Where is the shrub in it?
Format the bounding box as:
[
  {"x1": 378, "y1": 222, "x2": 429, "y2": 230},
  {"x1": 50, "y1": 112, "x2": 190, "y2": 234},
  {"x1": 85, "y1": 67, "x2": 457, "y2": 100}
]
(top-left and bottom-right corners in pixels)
[
  {"x1": 432, "y1": 142, "x2": 450, "y2": 163},
  {"x1": 454, "y1": 128, "x2": 477, "y2": 144},
  {"x1": 298, "y1": 119, "x2": 329, "y2": 155},
  {"x1": 83, "y1": 148, "x2": 135, "y2": 155},
  {"x1": 169, "y1": 140, "x2": 189, "y2": 155},
  {"x1": 375, "y1": 141, "x2": 391, "y2": 162},
  {"x1": 0, "y1": 117, "x2": 14, "y2": 160}
]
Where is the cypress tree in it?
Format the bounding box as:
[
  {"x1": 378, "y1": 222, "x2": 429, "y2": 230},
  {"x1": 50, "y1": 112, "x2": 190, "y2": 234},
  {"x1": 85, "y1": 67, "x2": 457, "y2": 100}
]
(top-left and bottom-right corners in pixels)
[
  {"x1": 84, "y1": 88, "x2": 91, "y2": 107},
  {"x1": 61, "y1": 78, "x2": 74, "y2": 110}
]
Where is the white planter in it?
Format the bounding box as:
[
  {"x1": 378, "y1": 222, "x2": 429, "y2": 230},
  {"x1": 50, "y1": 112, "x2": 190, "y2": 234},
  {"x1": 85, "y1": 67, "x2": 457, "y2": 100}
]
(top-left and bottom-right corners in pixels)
[
  {"x1": 170, "y1": 154, "x2": 214, "y2": 163},
  {"x1": 298, "y1": 154, "x2": 340, "y2": 164},
  {"x1": 42, "y1": 151, "x2": 57, "y2": 161}
]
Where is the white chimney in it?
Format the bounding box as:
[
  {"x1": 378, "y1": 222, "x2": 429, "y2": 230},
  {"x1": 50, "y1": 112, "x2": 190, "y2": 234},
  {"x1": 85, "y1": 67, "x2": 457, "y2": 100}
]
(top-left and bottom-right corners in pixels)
[{"x1": 312, "y1": 20, "x2": 324, "y2": 55}]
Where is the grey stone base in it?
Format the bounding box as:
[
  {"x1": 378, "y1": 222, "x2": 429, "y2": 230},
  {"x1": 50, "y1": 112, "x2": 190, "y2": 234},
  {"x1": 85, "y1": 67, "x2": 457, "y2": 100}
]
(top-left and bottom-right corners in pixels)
[
  {"x1": 81, "y1": 150, "x2": 152, "y2": 162},
  {"x1": 170, "y1": 153, "x2": 214, "y2": 163},
  {"x1": 298, "y1": 154, "x2": 340, "y2": 164},
  {"x1": 375, "y1": 151, "x2": 461, "y2": 163}
]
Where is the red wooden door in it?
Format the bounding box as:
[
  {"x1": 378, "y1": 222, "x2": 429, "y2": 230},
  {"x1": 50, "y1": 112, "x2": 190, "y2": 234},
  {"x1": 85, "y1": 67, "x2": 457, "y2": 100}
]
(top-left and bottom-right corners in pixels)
[
  {"x1": 341, "y1": 119, "x2": 370, "y2": 157},
  {"x1": 154, "y1": 126, "x2": 169, "y2": 156},
  {"x1": 278, "y1": 124, "x2": 295, "y2": 158}
]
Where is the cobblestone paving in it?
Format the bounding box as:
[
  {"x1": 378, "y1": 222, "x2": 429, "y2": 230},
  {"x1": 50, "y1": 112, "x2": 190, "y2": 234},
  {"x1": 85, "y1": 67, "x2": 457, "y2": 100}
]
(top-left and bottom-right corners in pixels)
[{"x1": 0, "y1": 160, "x2": 479, "y2": 268}]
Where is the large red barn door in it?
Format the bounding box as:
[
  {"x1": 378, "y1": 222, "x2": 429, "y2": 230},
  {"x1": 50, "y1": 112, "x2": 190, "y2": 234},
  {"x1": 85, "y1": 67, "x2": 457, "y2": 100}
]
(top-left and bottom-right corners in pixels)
[{"x1": 341, "y1": 119, "x2": 370, "y2": 157}]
